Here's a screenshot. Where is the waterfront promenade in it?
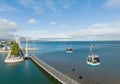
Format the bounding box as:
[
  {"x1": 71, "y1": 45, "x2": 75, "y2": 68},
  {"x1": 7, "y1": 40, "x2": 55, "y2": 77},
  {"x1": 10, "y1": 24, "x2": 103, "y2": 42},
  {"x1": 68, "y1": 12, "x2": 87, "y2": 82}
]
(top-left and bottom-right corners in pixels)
[{"x1": 30, "y1": 56, "x2": 81, "y2": 84}]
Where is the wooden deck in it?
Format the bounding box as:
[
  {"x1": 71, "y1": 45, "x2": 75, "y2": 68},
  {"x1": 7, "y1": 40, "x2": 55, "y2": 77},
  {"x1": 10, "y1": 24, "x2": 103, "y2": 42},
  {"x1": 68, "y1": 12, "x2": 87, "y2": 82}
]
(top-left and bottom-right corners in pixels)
[{"x1": 30, "y1": 56, "x2": 81, "y2": 84}]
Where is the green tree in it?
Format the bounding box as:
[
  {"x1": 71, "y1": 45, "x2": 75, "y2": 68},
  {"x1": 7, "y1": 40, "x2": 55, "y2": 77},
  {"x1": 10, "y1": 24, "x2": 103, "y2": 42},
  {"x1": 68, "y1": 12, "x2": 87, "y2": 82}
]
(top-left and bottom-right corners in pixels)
[{"x1": 10, "y1": 42, "x2": 20, "y2": 57}]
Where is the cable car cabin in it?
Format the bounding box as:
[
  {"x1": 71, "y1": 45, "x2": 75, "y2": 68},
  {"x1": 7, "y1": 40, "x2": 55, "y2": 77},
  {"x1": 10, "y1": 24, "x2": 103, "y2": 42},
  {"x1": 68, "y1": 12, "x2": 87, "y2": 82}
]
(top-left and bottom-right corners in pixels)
[
  {"x1": 66, "y1": 47, "x2": 73, "y2": 53},
  {"x1": 87, "y1": 54, "x2": 100, "y2": 66},
  {"x1": 87, "y1": 43, "x2": 100, "y2": 66}
]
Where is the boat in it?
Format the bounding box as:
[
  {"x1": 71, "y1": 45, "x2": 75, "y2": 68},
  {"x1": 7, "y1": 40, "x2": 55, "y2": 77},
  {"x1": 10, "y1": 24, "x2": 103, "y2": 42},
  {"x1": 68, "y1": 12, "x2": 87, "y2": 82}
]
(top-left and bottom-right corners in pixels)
[
  {"x1": 66, "y1": 47, "x2": 73, "y2": 53},
  {"x1": 87, "y1": 43, "x2": 100, "y2": 66}
]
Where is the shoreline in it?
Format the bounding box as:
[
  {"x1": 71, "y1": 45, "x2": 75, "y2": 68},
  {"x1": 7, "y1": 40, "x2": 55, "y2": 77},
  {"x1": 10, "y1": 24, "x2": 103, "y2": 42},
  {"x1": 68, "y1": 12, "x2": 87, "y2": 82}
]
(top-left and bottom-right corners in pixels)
[
  {"x1": 0, "y1": 50, "x2": 10, "y2": 53},
  {"x1": 4, "y1": 50, "x2": 24, "y2": 63}
]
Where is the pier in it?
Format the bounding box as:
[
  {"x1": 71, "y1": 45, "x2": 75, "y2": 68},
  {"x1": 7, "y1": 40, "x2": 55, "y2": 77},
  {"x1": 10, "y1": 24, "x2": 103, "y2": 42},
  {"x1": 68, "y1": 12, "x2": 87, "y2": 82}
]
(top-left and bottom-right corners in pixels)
[
  {"x1": 22, "y1": 48, "x2": 38, "y2": 51},
  {"x1": 30, "y1": 56, "x2": 81, "y2": 84}
]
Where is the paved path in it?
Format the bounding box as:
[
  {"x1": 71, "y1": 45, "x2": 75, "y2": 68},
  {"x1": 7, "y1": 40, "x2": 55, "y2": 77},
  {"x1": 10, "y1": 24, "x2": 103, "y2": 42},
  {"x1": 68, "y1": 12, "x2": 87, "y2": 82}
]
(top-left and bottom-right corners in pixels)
[{"x1": 30, "y1": 56, "x2": 81, "y2": 84}]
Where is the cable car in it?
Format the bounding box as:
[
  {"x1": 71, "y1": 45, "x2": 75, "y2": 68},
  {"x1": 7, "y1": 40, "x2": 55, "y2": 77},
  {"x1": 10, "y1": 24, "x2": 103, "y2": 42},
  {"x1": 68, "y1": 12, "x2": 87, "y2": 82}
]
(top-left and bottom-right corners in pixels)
[
  {"x1": 66, "y1": 47, "x2": 73, "y2": 53},
  {"x1": 87, "y1": 43, "x2": 100, "y2": 66}
]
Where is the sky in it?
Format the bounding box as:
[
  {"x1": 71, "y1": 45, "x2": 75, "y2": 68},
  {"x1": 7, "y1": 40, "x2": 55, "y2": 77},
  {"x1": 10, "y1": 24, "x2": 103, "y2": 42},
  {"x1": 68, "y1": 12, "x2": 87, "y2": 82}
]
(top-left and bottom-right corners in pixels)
[{"x1": 0, "y1": 0, "x2": 120, "y2": 41}]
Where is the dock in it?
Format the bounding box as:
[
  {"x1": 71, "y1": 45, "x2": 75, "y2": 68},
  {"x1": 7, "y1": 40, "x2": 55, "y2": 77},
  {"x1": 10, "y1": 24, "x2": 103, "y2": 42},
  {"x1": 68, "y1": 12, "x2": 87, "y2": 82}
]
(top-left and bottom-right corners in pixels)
[
  {"x1": 30, "y1": 56, "x2": 81, "y2": 84},
  {"x1": 22, "y1": 48, "x2": 38, "y2": 51},
  {"x1": 27, "y1": 48, "x2": 38, "y2": 51}
]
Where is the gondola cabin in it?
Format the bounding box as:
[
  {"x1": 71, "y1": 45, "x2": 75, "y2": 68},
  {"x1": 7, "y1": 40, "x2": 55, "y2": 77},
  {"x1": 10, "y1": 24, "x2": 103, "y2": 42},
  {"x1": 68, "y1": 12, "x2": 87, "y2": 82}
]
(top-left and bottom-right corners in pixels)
[
  {"x1": 87, "y1": 43, "x2": 100, "y2": 66},
  {"x1": 87, "y1": 54, "x2": 100, "y2": 66},
  {"x1": 66, "y1": 47, "x2": 73, "y2": 53}
]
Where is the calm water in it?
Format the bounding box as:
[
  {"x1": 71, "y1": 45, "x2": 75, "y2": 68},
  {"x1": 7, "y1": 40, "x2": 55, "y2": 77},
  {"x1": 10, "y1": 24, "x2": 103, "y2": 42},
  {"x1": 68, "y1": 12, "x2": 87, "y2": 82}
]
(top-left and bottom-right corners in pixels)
[
  {"x1": 23, "y1": 41, "x2": 120, "y2": 84},
  {"x1": 1, "y1": 41, "x2": 120, "y2": 84},
  {"x1": 0, "y1": 53, "x2": 60, "y2": 84}
]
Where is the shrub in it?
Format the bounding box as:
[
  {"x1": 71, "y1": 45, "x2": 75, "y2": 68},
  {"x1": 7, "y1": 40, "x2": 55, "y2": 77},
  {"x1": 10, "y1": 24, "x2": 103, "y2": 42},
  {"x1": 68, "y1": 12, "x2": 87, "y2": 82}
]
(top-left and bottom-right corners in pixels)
[{"x1": 10, "y1": 42, "x2": 19, "y2": 56}]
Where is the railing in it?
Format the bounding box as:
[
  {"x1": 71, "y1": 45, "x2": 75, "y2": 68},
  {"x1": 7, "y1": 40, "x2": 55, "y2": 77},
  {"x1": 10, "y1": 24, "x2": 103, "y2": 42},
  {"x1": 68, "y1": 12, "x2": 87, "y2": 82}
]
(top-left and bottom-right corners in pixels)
[{"x1": 30, "y1": 56, "x2": 81, "y2": 84}]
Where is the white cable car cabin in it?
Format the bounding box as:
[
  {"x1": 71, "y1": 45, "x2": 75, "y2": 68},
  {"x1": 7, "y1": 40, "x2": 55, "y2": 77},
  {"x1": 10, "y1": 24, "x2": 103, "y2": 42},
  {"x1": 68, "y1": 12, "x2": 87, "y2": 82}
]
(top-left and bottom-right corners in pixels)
[
  {"x1": 66, "y1": 47, "x2": 73, "y2": 53},
  {"x1": 87, "y1": 44, "x2": 100, "y2": 66}
]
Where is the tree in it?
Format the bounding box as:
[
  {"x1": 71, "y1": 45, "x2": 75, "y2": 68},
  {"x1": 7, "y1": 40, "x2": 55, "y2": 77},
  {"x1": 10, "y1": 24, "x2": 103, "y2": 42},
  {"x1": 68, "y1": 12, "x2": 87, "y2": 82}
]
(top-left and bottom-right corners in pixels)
[{"x1": 10, "y1": 42, "x2": 20, "y2": 57}]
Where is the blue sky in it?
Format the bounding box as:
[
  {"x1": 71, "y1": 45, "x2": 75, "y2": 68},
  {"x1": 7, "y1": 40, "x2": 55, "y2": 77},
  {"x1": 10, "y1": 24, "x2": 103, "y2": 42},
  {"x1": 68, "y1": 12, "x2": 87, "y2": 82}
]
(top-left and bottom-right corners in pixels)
[{"x1": 0, "y1": 0, "x2": 120, "y2": 41}]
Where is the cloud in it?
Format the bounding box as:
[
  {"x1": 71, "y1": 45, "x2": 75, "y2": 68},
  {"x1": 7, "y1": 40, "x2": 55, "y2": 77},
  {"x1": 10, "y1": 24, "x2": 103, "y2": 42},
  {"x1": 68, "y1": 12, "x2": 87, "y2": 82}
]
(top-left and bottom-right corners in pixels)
[
  {"x1": 0, "y1": 18, "x2": 18, "y2": 32},
  {"x1": 0, "y1": 33, "x2": 15, "y2": 40},
  {"x1": 61, "y1": 24, "x2": 68, "y2": 28},
  {"x1": 53, "y1": 33, "x2": 69, "y2": 38},
  {"x1": 33, "y1": 6, "x2": 44, "y2": 14},
  {"x1": 49, "y1": 21, "x2": 56, "y2": 25},
  {"x1": 19, "y1": 0, "x2": 56, "y2": 14},
  {"x1": 21, "y1": 20, "x2": 120, "y2": 41},
  {"x1": 0, "y1": 5, "x2": 19, "y2": 13},
  {"x1": 28, "y1": 19, "x2": 37, "y2": 24},
  {"x1": 70, "y1": 28, "x2": 120, "y2": 37},
  {"x1": 19, "y1": 0, "x2": 76, "y2": 14},
  {"x1": 89, "y1": 23, "x2": 112, "y2": 28},
  {"x1": 0, "y1": 18, "x2": 18, "y2": 39},
  {"x1": 32, "y1": 31, "x2": 46, "y2": 34},
  {"x1": 116, "y1": 22, "x2": 120, "y2": 26},
  {"x1": 61, "y1": 0, "x2": 75, "y2": 9},
  {"x1": 24, "y1": 22, "x2": 120, "y2": 41},
  {"x1": 35, "y1": 33, "x2": 69, "y2": 39},
  {"x1": 104, "y1": 0, "x2": 120, "y2": 8},
  {"x1": 62, "y1": 4, "x2": 70, "y2": 9},
  {"x1": 69, "y1": 22, "x2": 120, "y2": 40}
]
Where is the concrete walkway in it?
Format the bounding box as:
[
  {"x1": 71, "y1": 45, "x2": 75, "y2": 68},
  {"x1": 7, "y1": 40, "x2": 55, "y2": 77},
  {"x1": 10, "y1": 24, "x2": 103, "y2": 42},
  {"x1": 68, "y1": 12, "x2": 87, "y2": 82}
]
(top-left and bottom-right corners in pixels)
[{"x1": 30, "y1": 56, "x2": 81, "y2": 84}]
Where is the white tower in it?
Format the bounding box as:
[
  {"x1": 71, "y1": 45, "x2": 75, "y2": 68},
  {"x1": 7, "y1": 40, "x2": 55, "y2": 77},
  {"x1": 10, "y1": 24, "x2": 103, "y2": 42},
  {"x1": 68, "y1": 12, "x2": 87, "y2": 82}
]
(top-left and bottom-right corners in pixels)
[
  {"x1": 15, "y1": 35, "x2": 21, "y2": 48},
  {"x1": 25, "y1": 38, "x2": 28, "y2": 57}
]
